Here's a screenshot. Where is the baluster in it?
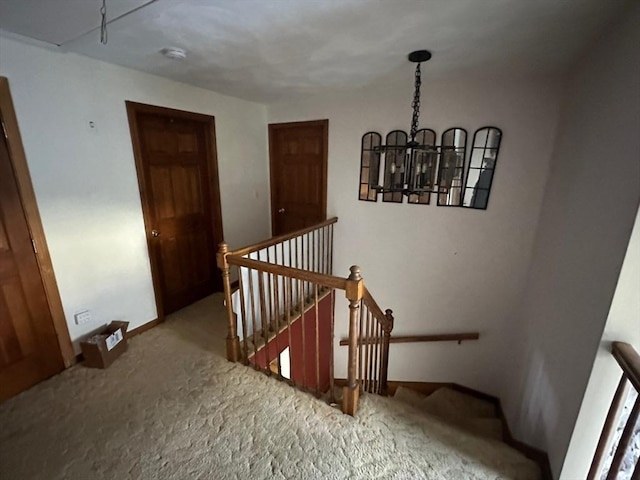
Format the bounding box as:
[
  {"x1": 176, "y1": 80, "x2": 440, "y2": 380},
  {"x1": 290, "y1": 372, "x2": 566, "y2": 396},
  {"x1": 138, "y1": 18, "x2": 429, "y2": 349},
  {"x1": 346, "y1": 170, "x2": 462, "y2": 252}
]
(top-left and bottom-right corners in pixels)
[
  {"x1": 381, "y1": 309, "x2": 394, "y2": 396},
  {"x1": 631, "y1": 456, "x2": 640, "y2": 480},
  {"x1": 305, "y1": 232, "x2": 310, "y2": 274},
  {"x1": 288, "y1": 238, "x2": 292, "y2": 269},
  {"x1": 317, "y1": 227, "x2": 322, "y2": 274},
  {"x1": 373, "y1": 320, "x2": 380, "y2": 394},
  {"x1": 322, "y1": 226, "x2": 326, "y2": 275},
  {"x1": 274, "y1": 273, "x2": 282, "y2": 378},
  {"x1": 286, "y1": 277, "x2": 295, "y2": 387},
  {"x1": 257, "y1": 270, "x2": 270, "y2": 375},
  {"x1": 318, "y1": 227, "x2": 326, "y2": 273},
  {"x1": 358, "y1": 297, "x2": 365, "y2": 393},
  {"x1": 364, "y1": 303, "x2": 372, "y2": 393},
  {"x1": 217, "y1": 242, "x2": 240, "y2": 362},
  {"x1": 607, "y1": 394, "x2": 640, "y2": 479},
  {"x1": 329, "y1": 224, "x2": 334, "y2": 275},
  {"x1": 588, "y1": 374, "x2": 630, "y2": 479},
  {"x1": 265, "y1": 248, "x2": 273, "y2": 333},
  {"x1": 369, "y1": 310, "x2": 376, "y2": 393},
  {"x1": 299, "y1": 277, "x2": 307, "y2": 390},
  {"x1": 371, "y1": 310, "x2": 376, "y2": 393},
  {"x1": 295, "y1": 237, "x2": 300, "y2": 300},
  {"x1": 314, "y1": 283, "x2": 320, "y2": 397},
  {"x1": 237, "y1": 269, "x2": 249, "y2": 365},
  {"x1": 329, "y1": 290, "x2": 336, "y2": 404},
  {"x1": 248, "y1": 267, "x2": 259, "y2": 371},
  {"x1": 312, "y1": 228, "x2": 316, "y2": 273}
]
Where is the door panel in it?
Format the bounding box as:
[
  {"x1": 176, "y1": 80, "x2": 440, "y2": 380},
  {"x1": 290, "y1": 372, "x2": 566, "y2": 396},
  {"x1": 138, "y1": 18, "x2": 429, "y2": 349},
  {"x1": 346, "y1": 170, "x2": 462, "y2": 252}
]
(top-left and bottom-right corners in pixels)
[
  {"x1": 128, "y1": 104, "x2": 223, "y2": 316},
  {"x1": 0, "y1": 132, "x2": 63, "y2": 401},
  {"x1": 269, "y1": 120, "x2": 328, "y2": 236}
]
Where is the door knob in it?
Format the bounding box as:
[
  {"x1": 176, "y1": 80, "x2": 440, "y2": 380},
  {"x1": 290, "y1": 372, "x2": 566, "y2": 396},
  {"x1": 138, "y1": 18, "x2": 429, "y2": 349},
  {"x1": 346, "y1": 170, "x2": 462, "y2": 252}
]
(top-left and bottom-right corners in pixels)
[
  {"x1": 151, "y1": 229, "x2": 160, "y2": 237},
  {"x1": 278, "y1": 208, "x2": 285, "y2": 213}
]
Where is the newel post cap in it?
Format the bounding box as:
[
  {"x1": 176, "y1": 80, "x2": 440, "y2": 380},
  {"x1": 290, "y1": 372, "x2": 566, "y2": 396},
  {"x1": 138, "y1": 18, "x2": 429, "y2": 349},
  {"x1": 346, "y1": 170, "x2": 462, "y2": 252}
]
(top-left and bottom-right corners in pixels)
[{"x1": 348, "y1": 265, "x2": 362, "y2": 281}]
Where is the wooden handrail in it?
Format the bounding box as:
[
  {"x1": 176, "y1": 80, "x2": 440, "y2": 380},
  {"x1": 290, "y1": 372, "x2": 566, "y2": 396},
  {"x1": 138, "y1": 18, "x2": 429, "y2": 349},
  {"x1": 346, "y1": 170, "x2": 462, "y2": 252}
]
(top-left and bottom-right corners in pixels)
[
  {"x1": 227, "y1": 256, "x2": 349, "y2": 291},
  {"x1": 339, "y1": 332, "x2": 479, "y2": 346},
  {"x1": 218, "y1": 217, "x2": 397, "y2": 417},
  {"x1": 228, "y1": 217, "x2": 338, "y2": 257},
  {"x1": 362, "y1": 287, "x2": 392, "y2": 332},
  {"x1": 587, "y1": 341, "x2": 640, "y2": 480},
  {"x1": 612, "y1": 341, "x2": 640, "y2": 392}
]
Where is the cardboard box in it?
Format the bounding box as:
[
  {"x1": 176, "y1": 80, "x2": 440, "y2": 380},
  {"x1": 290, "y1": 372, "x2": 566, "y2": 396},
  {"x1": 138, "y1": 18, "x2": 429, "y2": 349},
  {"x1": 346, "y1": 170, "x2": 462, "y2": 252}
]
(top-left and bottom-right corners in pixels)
[{"x1": 80, "y1": 321, "x2": 129, "y2": 368}]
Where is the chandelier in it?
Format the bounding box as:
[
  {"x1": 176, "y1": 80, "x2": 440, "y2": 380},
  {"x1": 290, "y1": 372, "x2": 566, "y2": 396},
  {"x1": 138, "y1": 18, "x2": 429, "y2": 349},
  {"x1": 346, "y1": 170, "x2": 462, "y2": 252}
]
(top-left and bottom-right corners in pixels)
[{"x1": 358, "y1": 50, "x2": 503, "y2": 209}]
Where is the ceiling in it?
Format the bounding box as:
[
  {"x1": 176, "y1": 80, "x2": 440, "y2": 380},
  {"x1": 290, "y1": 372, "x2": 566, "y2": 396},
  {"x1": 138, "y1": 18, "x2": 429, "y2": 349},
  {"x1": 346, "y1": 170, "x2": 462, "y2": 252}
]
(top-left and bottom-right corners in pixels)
[{"x1": 0, "y1": 0, "x2": 632, "y2": 103}]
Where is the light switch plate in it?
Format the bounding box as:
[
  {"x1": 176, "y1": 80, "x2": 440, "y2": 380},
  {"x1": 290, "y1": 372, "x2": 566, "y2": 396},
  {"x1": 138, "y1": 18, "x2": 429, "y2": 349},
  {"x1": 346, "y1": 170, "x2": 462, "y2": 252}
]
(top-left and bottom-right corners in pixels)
[{"x1": 74, "y1": 310, "x2": 91, "y2": 325}]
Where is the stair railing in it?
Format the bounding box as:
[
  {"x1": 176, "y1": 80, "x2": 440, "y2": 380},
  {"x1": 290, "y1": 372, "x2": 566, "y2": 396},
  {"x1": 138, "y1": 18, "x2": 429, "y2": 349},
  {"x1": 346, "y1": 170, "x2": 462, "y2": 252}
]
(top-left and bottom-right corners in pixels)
[
  {"x1": 217, "y1": 218, "x2": 394, "y2": 415},
  {"x1": 356, "y1": 286, "x2": 394, "y2": 396},
  {"x1": 588, "y1": 341, "x2": 640, "y2": 479}
]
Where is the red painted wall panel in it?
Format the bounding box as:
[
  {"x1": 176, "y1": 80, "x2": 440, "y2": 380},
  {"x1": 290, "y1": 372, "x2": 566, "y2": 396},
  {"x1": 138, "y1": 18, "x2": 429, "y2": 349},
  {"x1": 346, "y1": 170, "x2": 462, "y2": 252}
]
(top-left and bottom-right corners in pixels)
[{"x1": 250, "y1": 292, "x2": 333, "y2": 393}]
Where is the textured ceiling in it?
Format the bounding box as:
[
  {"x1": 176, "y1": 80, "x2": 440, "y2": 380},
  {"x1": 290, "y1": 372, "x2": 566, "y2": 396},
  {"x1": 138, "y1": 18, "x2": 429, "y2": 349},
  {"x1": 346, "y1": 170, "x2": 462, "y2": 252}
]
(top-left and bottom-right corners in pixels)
[{"x1": 0, "y1": 0, "x2": 633, "y2": 103}]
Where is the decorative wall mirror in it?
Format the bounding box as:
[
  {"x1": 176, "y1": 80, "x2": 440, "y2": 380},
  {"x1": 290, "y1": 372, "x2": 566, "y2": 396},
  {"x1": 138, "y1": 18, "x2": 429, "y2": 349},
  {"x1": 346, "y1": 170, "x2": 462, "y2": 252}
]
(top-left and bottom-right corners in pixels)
[
  {"x1": 407, "y1": 128, "x2": 437, "y2": 204},
  {"x1": 436, "y1": 127, "x2": 467, "y2": 206},
  {"x1": 382, "y1": 130, "x2": 408, "y2": 203},
  {"x1": 358, "y1": 132, "x2": 381, "y2": 201},
  {"x1": 462, "y1": 127, "x2": 502, "y2": 209}
]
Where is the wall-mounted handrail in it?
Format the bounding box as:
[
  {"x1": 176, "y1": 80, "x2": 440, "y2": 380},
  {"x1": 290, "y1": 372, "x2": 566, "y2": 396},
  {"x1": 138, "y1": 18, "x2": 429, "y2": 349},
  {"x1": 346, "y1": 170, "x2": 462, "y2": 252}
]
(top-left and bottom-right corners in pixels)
[
  {"x1": 339, "y1": 332, "x2": 480, "y2": 346},
  {"x1": 228, "y1": 217, "x2": 338, "y2": 257}
]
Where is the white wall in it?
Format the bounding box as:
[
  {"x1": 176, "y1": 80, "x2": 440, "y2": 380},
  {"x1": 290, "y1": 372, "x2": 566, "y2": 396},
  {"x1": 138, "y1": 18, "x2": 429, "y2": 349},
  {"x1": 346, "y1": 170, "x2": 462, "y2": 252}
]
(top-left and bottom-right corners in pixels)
[
  {"x1": 0, "y1": 36, "x2": 271, "y2": 347},
  {"x1": 268, "y1": 72, "x2": 563, "y2": 396},
  {"x1": 502, "y1": 5, "x2": 640, "y2": 477},
  {"x1": 561, "y1": 205, "x2": 640, "y2": 478}
]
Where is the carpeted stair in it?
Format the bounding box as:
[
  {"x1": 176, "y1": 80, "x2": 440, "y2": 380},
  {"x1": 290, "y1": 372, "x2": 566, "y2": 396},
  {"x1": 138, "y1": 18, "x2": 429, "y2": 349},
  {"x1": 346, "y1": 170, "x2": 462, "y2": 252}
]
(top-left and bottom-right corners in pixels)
[{"x1": 393, "y1": 386, "x2": 506, "y2": 442}]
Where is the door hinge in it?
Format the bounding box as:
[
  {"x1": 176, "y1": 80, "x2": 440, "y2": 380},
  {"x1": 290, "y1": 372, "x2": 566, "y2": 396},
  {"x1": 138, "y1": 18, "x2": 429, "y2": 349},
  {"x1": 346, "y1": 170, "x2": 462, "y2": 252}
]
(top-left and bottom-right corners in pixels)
[{"x1": 31, "y1": 239, "x2": 38, "y2": 254}]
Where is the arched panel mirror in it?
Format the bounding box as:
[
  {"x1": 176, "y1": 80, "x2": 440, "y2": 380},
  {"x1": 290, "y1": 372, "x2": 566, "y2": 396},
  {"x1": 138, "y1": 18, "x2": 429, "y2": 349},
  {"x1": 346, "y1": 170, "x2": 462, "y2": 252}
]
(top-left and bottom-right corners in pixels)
[
  {"x1": 382, "y1": 130, "x2": 408, "y2": 203},
  {"x1": 408, "y1": 128, "x2": 437, "y2": 204},
  {"x1": 437, "y1": 127, "x2": 467, "y2": 206},
  {"x1": 462, "y1": 127, "x2": 502, "y2": 209},
  {"x1": 358, "y1": 132, "x2": 381, "y2": 201}
]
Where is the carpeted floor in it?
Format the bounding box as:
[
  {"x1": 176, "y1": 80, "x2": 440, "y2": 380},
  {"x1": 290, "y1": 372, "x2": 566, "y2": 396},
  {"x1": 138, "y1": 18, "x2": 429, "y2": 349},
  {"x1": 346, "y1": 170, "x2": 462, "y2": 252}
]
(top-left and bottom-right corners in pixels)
[{"x1": 0, "y1": 294, "x2": 539, "y2": 479}]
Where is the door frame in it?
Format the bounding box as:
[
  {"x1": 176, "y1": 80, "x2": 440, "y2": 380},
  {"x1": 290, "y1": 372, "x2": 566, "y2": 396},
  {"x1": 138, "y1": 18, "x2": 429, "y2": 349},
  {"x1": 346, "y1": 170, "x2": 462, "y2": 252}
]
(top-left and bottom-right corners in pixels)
[
  {"x1": 268, "y1": 119, "x2": 329, "y2": 236},
  {"x1": 125, "y1": 101, "x2": 224, "y2": 321},
  {"x1": 0, "y1": 77, "x2": 74, "y2": 367}
]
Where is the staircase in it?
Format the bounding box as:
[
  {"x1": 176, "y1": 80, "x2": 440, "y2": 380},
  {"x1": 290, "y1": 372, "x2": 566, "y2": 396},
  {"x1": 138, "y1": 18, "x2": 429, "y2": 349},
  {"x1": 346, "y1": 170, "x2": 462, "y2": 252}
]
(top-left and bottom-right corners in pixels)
[{"x1": 217, "y1": 218, "x2": 550, "y2": 477}]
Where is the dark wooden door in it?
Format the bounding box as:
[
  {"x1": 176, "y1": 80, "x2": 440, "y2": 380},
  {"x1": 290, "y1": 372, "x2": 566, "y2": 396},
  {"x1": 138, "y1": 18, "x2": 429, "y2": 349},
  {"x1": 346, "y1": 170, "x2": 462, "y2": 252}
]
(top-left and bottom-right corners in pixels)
[
  {"x1": 269, "y1": 120, "x2": 328, "y2": 235},
  {"x1": 127, "y1": 103, "x2": 223, "y2": 316},
  {"x1": 0, "y1": 131, "x2": 63, "y2": 402}
]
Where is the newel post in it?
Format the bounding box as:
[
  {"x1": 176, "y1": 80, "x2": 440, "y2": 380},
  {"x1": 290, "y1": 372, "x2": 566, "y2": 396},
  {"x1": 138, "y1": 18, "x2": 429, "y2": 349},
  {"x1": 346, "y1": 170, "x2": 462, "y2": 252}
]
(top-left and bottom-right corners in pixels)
[
  {"x1": 343, "y1": 265, "x2": 364, "y2": 416},
  {"x1": 217, "y1": 242, "x2": 240, "y2": 362},
  {"x1": 380, "y1": 309, "x2": 394, "y2": 396}
]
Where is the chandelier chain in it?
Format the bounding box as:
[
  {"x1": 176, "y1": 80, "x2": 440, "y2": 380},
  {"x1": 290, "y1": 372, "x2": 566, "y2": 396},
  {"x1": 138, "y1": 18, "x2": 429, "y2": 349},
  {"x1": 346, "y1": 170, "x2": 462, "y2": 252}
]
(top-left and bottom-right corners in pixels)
[
  {"x1": 100, "y1": 0, "x2": 108, "y2": 44},
  {"x1": 410, "y1": 63, "x2": 422, "y2": 141}
]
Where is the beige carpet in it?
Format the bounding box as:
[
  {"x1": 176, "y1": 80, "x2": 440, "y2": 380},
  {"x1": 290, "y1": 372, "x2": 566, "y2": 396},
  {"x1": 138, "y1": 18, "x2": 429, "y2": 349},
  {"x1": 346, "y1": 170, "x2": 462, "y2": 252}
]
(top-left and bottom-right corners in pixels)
[{"x1": 0, "y1": 294, "x2": 539, "y2": 479}]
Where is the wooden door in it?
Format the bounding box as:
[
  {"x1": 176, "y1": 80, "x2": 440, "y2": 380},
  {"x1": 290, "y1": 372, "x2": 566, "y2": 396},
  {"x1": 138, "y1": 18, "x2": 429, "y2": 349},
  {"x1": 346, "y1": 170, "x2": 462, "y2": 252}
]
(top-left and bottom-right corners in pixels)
[
  {"x1": 127, "y1": 103, "x2": 224, "y2": 316},
  {"x1": 0, "y1": 130, "x2": 64, "y2": 401},
  {"x1": 269, "y1": 120, "x2": 328, "y2": 235}
]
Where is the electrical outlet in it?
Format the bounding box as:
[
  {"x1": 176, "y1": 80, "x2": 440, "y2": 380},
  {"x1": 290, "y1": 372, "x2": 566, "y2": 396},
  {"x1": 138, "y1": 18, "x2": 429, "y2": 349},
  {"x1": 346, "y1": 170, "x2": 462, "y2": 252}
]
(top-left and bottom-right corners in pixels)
[{"x1": 74, "y1": 310, "x2": 91, "y2": 325}]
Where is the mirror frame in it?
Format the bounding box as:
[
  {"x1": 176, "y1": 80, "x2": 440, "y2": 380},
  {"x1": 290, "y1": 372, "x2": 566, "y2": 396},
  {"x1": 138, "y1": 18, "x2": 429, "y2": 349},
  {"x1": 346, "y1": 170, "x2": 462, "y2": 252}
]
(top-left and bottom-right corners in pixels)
[{"x1": 461, "y1": 126, "x2": 503, "y2": 210}]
